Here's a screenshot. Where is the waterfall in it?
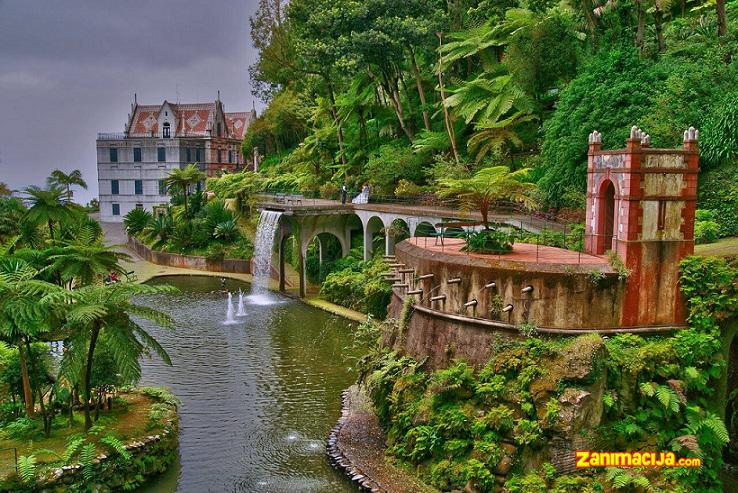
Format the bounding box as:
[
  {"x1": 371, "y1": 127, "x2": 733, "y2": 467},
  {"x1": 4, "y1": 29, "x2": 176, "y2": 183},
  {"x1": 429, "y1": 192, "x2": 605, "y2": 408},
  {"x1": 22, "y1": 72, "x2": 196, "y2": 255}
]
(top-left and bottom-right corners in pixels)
[
  {"x1": 225, "y1": 292, "x2": 236, "y2": 324},
  {"x1": 252, "y1": 210, "x2": 282, "y2": 294}
]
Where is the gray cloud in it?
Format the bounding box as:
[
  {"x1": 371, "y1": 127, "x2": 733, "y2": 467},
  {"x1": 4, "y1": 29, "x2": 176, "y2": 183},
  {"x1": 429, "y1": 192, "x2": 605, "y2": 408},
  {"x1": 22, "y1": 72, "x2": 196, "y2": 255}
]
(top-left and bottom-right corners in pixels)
[{"x1": 0, "y1": 0, "x2": 262, "y2": 203}]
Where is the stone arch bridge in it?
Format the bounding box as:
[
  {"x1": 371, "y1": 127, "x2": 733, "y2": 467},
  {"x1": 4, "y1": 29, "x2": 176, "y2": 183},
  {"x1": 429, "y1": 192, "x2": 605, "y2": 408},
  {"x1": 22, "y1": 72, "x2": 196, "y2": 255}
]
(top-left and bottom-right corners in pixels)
[{"x1": 256, "y1": 197, "x2": 557, "y2": 297}]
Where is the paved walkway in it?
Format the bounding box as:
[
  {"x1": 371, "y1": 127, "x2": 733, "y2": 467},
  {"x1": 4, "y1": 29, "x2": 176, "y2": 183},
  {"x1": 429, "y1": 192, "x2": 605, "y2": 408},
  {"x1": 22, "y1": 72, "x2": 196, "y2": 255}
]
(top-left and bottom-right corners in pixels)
[
  {"x1": 407, "y1": 237, "x2": 608, "y2": 265},
  {"x1": 258, "y1": 196, "x2": 568, "y2": 234}
]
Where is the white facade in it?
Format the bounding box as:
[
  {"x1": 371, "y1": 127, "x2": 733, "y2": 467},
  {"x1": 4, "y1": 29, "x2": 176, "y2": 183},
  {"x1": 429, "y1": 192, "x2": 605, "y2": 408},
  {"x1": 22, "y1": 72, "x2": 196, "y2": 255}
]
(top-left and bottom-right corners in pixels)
[{"x1": 96, "y1": 137, "x2": 187, "y2": 222}]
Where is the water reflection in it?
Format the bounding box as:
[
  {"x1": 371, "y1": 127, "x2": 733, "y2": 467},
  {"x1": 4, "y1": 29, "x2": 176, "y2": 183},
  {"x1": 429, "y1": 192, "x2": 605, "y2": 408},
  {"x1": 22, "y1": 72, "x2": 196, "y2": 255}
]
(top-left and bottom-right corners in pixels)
[{"x1": 135, "y1": 276, "x2": 359, "y2": 493}]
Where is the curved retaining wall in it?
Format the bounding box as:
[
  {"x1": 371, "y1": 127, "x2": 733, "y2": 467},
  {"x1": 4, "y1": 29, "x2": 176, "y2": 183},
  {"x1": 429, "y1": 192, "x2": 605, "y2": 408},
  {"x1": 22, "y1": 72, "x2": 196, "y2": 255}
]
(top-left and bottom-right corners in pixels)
[
  {"x1": 396, "y1": 240, "x2": 628, "y2": 329},
  {"x1": 128, "y1": 236, "x2": 251, "y2": 274}
]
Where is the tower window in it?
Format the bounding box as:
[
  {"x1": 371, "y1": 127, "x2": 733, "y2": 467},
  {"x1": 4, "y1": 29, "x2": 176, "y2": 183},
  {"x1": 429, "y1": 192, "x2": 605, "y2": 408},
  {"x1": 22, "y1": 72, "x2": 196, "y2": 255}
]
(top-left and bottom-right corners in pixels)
[
  {"x1": 109, "y1": 147, "x2": 118, "y2": 163},
  {"x1": 112, "y1": 203, "x2": 120, "y2": 216},
  {"x1": 657, "y1": 200, "x2": 667, "y2": 231},
  {"x1": 162, "y1": 122, "x2": 171, "y2": 138},
  {"x1": 158, "y1": 147, "x2": 166, "y2": 162},
  {"x1": 111, "y1": 180, "x2": 119, "y2": 195},
  {"x1": 135, "y1": 180, "x2": 143, "y2": 195},
  {"x1": 133, "y1": 147, "x2": 142, "y2": 162}
]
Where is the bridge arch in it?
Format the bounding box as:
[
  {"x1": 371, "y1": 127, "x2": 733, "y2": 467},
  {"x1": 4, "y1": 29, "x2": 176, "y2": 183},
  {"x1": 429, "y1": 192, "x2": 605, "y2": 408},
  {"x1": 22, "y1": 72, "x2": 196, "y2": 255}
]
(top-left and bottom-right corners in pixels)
[
  {"x1": 363, "y1": 215, "x2": 386, "y2": 260},
  {"x1": 412, "y1": 221, "x2": 437, "y2": 237}
]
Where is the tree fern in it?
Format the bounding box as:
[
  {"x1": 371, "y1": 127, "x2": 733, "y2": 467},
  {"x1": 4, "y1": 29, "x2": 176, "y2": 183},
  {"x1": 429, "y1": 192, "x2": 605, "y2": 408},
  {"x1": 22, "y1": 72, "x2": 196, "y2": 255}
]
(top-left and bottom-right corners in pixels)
[
  {"x1": 17, "y1": 455, "x2": 36, "y2": 483},
  {"x1": 102, "y1": 434, "x2": 131, "y2": 460},
  {"x1": 79, "y1": 443, "x2": 97, "y2": 481}
]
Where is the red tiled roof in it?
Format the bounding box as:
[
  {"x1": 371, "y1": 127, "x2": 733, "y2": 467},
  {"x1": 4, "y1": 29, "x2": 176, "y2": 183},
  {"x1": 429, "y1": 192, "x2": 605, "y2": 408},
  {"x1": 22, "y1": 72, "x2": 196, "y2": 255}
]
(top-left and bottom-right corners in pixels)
[
  {"x1": 225, "y1": 111, "x2": 255, "y2": 140},
  {"x1": 126, "y1": 100, "x2": 249, "y2": 138}
]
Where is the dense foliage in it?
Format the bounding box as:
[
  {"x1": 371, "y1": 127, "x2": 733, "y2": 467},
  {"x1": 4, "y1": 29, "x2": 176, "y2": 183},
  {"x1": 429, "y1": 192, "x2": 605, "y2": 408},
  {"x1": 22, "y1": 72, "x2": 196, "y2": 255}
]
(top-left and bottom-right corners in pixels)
[
  {"x1": 238, "y1": 0, "x2": 737, "y2": 232},
  {"x1": 0, "y1": 174, "x2": 178, "y2": 489},
  {"x1": 355, "y1": 255, "x2": 738, "y2": 492}
]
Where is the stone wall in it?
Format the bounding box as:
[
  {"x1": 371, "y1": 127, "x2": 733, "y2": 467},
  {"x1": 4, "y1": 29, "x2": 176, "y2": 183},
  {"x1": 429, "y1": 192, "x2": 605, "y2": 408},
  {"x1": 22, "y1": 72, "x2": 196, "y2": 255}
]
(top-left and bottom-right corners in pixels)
[
  {"x1": 128, "y1": 235, "x2": 251, "y2": 274},
  {"x1": 394, "y1": 240, "x2": 626, "y2": 330}
]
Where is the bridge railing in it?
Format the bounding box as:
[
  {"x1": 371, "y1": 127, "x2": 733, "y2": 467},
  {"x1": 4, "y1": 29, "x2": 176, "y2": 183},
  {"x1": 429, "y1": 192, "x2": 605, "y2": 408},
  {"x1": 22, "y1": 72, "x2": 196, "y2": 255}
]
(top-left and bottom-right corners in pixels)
[{"x1": 254, "y1": 190, "x2": 575, "y2": 230}]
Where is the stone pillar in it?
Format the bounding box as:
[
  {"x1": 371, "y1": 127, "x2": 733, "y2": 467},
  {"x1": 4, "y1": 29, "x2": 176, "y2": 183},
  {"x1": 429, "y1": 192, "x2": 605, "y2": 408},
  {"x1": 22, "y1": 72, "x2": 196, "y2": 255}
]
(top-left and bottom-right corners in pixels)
[
  {"x1": 295, "y1": 226, "x2": 306, "y2": 298},
  {"x1": 363, "y1": 224, "x2": 373, "y2": 261},
  {"x1": 385, "y1": 232, "x2": 394, "y2": 256},
  {"x1": 278, "y1": 235, "x2": 286, "y2": 292}
]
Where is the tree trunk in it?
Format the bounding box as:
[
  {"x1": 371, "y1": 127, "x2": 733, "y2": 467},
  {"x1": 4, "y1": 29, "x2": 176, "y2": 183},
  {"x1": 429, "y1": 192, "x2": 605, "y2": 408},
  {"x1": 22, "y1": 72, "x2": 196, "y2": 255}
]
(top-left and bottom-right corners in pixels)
[
  {"x1": 47, "y1": 219, "x2": 55, "y2": 243},
  {"x1": 83, "y1": 322, "x2": 101, "y2": 431},
  {"x1": 716, "y1": 0, "x2": 727, "y2": 37},
  {"x1": 408, "y1": 46, "x2": 431, "y2": 131},
  {"x1": 370, "y1": 67, "x2": 415, "y2": 142},
  {"x1": 654, "y1": 8, "x2": 666, "y2": 52},
  {"x1": 183, "y1": 187, "x2": 189, "y2": 217},
  {"x1": 635, "y1": 1, "x2": 646, "y2": 55},
  {"x1": 581, "y1": 0, "x2": 598, "y2": 46},
  {"x1": 481, "y1": 200, "x2": 490, "y2": 230},
  {"x1": 325, "y1": 77, "x2": 348, "y2": 167},
  {"x1": 18, "y1": 342, "x2": 35, "y2": 417},
  {"x1": 436, "y1": 33, "x2": 460, "y2": 164},
  {"x1": 95, "y1": 391, "x2": 102, "y2": 421}
]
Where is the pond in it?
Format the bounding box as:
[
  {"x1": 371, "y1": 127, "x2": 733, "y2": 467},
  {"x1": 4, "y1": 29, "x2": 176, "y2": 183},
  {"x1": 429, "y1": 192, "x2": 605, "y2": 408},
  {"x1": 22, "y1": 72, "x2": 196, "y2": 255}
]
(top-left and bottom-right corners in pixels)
[{"x1": 134, "y1": 275, "x2": 361, "y2": 493}]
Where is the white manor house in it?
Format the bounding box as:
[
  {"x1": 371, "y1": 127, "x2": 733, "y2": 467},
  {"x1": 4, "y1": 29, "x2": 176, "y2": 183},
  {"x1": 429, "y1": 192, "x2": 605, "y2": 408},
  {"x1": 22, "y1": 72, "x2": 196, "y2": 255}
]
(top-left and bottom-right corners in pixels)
[{"x1": 96, "y1": 95, "x2": 254, "y2": 222}]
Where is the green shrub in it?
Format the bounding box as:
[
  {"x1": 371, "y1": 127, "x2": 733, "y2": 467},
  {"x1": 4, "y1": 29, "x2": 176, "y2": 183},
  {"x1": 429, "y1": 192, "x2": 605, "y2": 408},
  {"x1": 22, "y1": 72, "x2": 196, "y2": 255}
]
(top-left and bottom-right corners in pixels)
[
  {"x1": 462, "y1": 229, "x2": 514, "y2": 254},
  {"x1": 694, "y1": 219, "x2": 720, "y2": 244},
  {"x1": 123, "y1": 208, "x2": 152, "y2": 235},
  {"x1": 394, "y1": 179, "x2": 422, "y2": 198}
]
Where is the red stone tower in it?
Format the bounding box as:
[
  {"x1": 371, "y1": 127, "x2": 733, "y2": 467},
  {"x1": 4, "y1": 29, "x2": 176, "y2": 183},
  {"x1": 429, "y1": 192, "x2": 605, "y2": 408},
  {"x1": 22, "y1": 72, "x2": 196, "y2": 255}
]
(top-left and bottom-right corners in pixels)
[{"x1": 584, "y1": 126, "x2": 699, "y2": 327}]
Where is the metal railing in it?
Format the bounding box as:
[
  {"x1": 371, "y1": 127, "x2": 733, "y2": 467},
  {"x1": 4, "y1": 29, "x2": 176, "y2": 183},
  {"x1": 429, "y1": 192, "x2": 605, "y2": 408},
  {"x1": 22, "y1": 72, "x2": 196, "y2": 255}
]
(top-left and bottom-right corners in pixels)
[
  {"x1": 254, "y1": 190, "x2": 574, "y2": 233},
  {"x1": 96, "y1": 132, "x2": 127, "y2": 140}
]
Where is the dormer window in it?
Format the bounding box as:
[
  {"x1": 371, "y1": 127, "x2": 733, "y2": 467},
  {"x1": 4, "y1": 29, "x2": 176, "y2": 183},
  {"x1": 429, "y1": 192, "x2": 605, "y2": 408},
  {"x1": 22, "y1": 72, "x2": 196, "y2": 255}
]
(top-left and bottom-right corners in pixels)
[{"x1": 162, "y1": 122, "x2": 171, "y2": 138}]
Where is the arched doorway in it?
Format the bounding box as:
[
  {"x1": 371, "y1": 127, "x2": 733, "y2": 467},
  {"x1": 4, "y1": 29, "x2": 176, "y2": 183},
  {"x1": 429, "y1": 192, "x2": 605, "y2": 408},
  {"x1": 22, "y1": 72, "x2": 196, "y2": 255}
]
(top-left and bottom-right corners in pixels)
[{"x1": 596, "y1": 180, "x2": 616, "y2": 254}]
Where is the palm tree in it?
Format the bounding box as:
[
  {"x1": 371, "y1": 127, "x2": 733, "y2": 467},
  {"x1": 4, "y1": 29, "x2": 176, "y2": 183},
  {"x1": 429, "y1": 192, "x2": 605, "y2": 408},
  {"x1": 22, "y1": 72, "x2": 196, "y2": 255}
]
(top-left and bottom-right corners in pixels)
[
  {"x1": 47, "y1": 169, "x2": 88, "y2": 202},
  {"x1": 438, "y1": 166, "x2": 537, "y2": 229},
  {"x1": 56, "y1": 282, "x2": 177, "y2": 431},
  {"x1": 48, "y1": 236, "x2": 130, "y2": 288},
  {"x1": 164, "y1": 164, "x2": 206, "y2": 218},
  {"x1": 23, "y1": 186, "x2": 79, "y2": 242},
  {"x1": 0, "y1": 257, "x2": 65, "y2": 416}
]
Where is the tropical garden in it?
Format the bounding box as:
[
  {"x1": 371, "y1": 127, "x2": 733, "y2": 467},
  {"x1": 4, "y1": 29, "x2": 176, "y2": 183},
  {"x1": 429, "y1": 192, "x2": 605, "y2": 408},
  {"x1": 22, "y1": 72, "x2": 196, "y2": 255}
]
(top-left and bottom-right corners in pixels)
[{"x1": 0, "y1": 174, "x2": 178, "y2": 491}]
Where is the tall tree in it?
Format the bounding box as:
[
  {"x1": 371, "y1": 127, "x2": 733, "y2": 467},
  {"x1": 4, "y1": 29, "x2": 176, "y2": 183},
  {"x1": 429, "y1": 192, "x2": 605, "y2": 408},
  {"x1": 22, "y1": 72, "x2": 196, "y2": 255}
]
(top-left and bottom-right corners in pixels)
[
  {"x1": 0, "y1": 257, "x2": 64, "y2": 416},
  {"x1": 164, "y1": 164, "x2": 206, "y2": 218},
  {"x1": 23, "y1": 186, "x2": 79, "y2": 242},
  {"x1": 47, "y1": 169, "x2": 88, "y2": 202},
  {"x1": 437, "y1": 166, "x2": 537, "y2": 229},
  {"x1": 57, "y1": 282, "x2": 176, "y2": 431}
]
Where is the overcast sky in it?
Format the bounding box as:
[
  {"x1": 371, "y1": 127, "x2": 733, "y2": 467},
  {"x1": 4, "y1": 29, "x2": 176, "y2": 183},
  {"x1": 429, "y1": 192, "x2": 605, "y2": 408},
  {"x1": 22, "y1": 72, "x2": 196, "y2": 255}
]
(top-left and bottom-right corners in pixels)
[{"x1": 0, "y1": 0, "x2": 262, "y2": 204}]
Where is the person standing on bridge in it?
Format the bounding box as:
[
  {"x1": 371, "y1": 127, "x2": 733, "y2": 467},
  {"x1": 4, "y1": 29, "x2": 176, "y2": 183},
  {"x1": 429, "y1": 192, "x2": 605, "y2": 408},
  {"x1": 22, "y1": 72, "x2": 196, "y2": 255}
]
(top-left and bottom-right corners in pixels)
[{"x1": 341, "y1": 183, "x2": 347, "y2": 205}]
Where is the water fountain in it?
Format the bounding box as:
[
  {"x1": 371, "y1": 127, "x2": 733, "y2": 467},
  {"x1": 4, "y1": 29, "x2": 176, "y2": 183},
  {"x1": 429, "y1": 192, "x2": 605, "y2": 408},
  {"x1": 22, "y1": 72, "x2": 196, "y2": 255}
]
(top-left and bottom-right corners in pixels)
[
  {"x1": 236, "y1": 289, "x2": 246, "y2": 316},
  {"x1": 249, "y1": 210, "x2": 283, "y2": 304},
  {"x1": 224, "y1": 291, "x2": 236, "y2": 324}
]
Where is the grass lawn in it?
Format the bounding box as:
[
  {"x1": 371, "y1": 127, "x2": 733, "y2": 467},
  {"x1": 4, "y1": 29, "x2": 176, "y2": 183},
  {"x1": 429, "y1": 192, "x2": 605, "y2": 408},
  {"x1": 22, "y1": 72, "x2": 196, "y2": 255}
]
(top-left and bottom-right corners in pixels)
[
  {"x1": 695, "y1": 237, "x2": 738, "y2": 257},
  {"x1": 0, "y1": 392, "x2": 157, "y2": 478}
]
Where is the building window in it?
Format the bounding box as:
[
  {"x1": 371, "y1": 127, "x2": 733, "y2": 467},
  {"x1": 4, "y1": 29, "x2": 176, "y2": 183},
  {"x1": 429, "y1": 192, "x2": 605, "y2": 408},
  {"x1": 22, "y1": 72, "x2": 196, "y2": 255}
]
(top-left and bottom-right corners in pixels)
[
  {"x1": 657, "y1": 200, "x2": 666, "y2": 231},
  {"x1": 135, "y1": 203, "x2": 144, "y2": 210},
  {"x1": 228, "y1": 150, "x2": 233, "y2": 163},
  {"x1": 217, "y1": 122, "x2": 223, "y2": 136},
  {"x1": 112, "y1": 203, "x2": 120, "y2": 216},
  {"x1": 135, "y1": 180, "x2": 143, "y2": 195},
  {"x1": 133, "y1": 147, "x2": 142, "y2": 162},
  {"x1": 111, "y1": 180, "x2": 119, "y2": 195},
  {"x1": 217, "y1": 150, "x2": 222, "y2": 163},
  {"x1": 109, "y1": 147, "x2": 118, "y2": 163},
  {"x1": 195, "y1": 148, "x2": 202, "y2": 163},
  {"x1": 158, "y1": 147, "x2": 166, "y2": 162},
  {"x1": 159, "y1": 180, "x2": 167, "y2": 195},
  {"x1": 162, "y1": 122, "x2": 171, "y2": 138},
  {"x1": 186, "y1": 147, "x2": 192, "y2": 162}
]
